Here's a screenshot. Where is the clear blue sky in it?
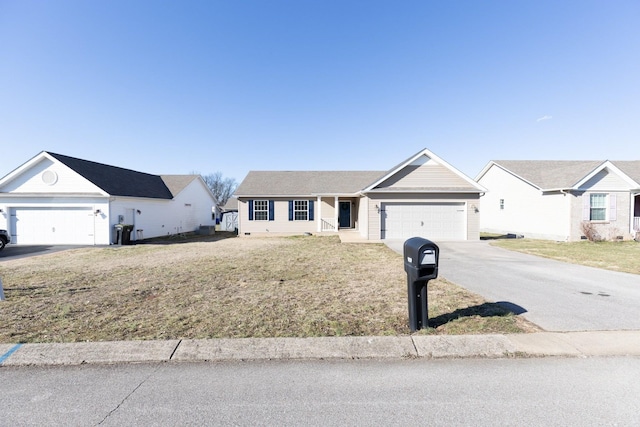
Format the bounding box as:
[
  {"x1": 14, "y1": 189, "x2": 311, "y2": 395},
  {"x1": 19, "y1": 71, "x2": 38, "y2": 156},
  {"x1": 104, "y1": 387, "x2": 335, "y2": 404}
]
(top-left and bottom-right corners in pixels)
[{"x1": 1, "y1": 1, "x2": 639, "y2": 183}]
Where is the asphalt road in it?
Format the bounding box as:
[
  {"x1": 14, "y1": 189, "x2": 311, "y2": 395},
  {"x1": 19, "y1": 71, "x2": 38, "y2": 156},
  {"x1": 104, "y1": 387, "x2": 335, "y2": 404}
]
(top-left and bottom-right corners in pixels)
[
  {"x1": 0, "y1": 245, "x2": 89, "y2": 261},
  {"x1": 2, "y1": 358, "x2": 639, "y2": 426},
  {"x1": 388, "y1": 240, "x2": 640, "y2": 331}
]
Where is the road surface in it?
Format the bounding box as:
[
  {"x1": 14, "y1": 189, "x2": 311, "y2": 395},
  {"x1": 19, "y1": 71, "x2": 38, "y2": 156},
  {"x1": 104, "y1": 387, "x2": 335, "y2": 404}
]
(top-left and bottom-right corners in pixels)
[{"x1": 2, "y1": 357, "x2": 640, "y2": 426}]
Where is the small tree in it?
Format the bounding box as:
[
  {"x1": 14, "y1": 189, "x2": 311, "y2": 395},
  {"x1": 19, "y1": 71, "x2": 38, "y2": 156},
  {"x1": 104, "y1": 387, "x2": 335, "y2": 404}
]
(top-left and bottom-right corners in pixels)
[{"x1": 201, "y1": 172, "x2": 238, "y2": 215}]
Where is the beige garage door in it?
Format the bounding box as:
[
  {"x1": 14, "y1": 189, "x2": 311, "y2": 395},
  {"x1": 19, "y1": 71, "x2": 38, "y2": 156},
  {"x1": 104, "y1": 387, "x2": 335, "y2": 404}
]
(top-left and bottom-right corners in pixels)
[
  {"x1": 381, "y1": 202, "x2": 466, "y2": 240},
  {"x1": 10, "y1": 207, "x2": 95, "y2": 245}
]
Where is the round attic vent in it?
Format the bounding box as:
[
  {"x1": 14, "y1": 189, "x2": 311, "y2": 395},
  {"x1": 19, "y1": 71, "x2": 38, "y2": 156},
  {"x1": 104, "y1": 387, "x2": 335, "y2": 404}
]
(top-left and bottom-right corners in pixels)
[{"x1": 42, "y1": 170, "x2": 58, "y2": 185}]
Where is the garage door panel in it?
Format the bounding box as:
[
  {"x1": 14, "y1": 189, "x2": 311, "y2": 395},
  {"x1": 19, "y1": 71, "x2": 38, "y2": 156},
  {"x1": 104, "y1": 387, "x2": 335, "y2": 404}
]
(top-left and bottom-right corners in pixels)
[
  {"x1": 11, "y1": 207, "x2": 95, "y2": 245},
  {"x1": 381, "y1": 203, "x2": 466, "y2": 241}
]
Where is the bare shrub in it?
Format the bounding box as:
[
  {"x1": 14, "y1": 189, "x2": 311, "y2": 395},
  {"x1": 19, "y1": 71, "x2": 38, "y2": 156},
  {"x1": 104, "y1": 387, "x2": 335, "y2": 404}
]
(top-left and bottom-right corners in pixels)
[{"x1": 580, "y1": 221, "x2": 602, "y2": 242}]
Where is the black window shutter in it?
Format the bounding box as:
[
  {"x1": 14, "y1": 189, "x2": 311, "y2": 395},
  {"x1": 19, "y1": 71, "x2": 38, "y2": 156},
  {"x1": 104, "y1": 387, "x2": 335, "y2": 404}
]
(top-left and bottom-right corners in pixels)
[
  {"x1": 268, "y1": 200, "x2": 275, "y2": 221},
  {"x1": 308, "y1": 200, "x2": 314, "y2": 221},
  {"x1": 248, "y1": 200, "x2": 254, "y2": 221},
  {"x1": 288, "y1": 200, "x2": 294, "y2": 221}
]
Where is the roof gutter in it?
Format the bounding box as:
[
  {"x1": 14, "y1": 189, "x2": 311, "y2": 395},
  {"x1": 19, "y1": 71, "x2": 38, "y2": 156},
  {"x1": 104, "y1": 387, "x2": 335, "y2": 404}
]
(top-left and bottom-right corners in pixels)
[{"x1": 236, "y1": 193, "x2": 362, "y2": 198}]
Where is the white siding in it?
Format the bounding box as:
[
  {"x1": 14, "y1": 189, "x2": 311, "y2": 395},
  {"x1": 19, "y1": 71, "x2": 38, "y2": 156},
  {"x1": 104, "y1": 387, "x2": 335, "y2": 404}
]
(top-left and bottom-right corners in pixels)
[
  {"x1": 0, "y1": 162, "x2": 216, "y2": 244},
  {"x1": 11, "y1": 207, "x2": 95, "y2": 244},
  {"x1": 0, "y1": 196, "x2": 111, "y2": 245},
  {"x1": 1, "y1": 158, "x2": 105, "y2": 194},
  {"x1": 480, "y1": 165, "x2": 637, "y2": 241},
  {"x1": 478, "y1": 165, "x2": 571, "y2": 240},
  {"x1": 0, "y1": 157, "x2": 112, "y2": 245},
  {"x1": 0, "y1": 189, "x2": 215, "y2": 245},
  {"x1": 109, "y1": 179, "x2": 215, "y2": 242}
]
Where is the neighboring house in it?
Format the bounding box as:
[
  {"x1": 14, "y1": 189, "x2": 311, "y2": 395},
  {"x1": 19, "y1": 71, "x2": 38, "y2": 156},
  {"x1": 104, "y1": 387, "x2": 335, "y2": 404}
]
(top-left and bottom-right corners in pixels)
[
  {"x1": 234, "y1": 148, "x2": 486, "y2": 241},
  {"x1": 0, "y1": 152, "x2": 217, "y2": 245},
  {"x1": 476, "y1": 160, "x2": 640, "y2": 241},
  {"x1": 219, "y1": 197, "x2": 238, "y2": 232}
]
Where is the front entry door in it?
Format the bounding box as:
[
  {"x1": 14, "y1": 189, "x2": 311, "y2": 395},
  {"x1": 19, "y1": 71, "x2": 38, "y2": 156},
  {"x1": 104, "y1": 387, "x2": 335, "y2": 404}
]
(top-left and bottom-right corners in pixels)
[{"x1": 339, "y1": 201, "x2": 351, "y2": 228}]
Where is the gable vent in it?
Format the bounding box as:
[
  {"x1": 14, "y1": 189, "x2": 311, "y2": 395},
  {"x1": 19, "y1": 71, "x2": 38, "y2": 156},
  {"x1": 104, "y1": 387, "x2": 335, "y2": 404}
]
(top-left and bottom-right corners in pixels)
[{"x1": 42, "y1": 170, "x2": 58, "y2": 185}]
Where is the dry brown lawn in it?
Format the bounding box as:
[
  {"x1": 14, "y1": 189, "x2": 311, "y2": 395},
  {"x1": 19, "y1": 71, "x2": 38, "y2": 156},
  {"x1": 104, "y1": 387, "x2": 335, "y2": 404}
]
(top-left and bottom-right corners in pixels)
[{"x1": 0, "y1": 234, "x2": 539, "y2": 343}]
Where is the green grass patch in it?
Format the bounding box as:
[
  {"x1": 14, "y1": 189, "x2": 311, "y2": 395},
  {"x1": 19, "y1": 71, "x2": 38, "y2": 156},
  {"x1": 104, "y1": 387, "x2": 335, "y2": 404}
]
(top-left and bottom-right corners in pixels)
[{"x1": 489, "y1": 239, "x2": 640, "y2": 275}]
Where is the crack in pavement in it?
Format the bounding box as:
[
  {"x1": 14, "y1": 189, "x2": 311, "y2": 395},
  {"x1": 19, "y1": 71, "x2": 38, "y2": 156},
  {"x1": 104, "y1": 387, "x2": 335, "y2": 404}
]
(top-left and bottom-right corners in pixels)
[{"x1": 96, "y1": 364, "x2": 163, "y2": 426}]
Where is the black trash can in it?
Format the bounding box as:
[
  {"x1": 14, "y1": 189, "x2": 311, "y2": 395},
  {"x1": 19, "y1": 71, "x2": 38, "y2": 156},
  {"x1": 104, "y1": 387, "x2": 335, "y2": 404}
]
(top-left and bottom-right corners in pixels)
[{"x1": 121, "y1": 225, "x2": 133, "y2": 245}]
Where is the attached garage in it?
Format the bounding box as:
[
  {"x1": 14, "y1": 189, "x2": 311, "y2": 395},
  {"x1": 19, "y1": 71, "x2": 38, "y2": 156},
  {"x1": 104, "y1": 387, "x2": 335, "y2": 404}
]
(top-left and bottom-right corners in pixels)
[
  {"x1": 10, "y1": 207, "x2": 96, "y2": 245},
  {"x1": 381, "y1": 202, "x2": 466, "y2": 240},
  {"x1": 0, "y1": 151, "x2": 218, "y2": 246}
]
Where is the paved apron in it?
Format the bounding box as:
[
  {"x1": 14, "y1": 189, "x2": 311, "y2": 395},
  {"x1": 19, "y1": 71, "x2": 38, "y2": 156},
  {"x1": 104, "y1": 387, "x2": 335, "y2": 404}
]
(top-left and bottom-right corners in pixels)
[{"x1": 387, "y1": 240, "x2": 640, "y2": 332}]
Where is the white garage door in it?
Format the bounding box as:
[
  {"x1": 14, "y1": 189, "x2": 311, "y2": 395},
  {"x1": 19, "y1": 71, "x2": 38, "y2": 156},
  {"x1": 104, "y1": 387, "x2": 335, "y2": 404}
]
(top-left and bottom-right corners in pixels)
[
  {"x1": 381, "y1": 203, "x2": 466, "y2": 241},
  {"x1": 10, "y1": 207, "x2": 95, "y2": 245}
]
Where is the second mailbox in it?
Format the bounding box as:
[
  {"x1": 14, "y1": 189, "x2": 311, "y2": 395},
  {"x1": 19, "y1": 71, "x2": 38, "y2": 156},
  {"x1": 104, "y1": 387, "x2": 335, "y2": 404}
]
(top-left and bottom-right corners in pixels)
[{"x1": 403, "y1": 237, "x2": 439, "y2": 281}]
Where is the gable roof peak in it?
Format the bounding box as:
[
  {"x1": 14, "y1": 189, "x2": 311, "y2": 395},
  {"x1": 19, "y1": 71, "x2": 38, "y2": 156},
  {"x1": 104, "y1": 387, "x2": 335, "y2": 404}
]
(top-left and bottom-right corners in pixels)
[{"x1": 363, "y1": 148, "x2": 486, "y2": 193}]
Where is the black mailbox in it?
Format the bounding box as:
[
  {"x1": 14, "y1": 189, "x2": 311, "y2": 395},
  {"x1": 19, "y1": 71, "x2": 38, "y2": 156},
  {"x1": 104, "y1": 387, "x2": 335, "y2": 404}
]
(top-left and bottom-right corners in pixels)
[{"x1": 403, "y1": 237, "x2": 439, "y2": 332}]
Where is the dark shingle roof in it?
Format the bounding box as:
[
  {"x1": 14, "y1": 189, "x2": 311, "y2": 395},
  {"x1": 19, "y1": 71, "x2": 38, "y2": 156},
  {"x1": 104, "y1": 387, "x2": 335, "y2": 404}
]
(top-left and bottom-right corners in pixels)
[{"x1": 48, "y1": 152, "x2": 174, "y2": 199}]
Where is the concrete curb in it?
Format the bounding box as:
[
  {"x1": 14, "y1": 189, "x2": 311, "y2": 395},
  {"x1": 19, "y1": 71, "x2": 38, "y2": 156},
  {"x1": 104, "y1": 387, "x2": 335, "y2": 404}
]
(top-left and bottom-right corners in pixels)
[
  {"x1": 173, "y1": 336, "x2": 416, "y2": 361},
  {"x1": 0, "y1": 340, "x2": 181, "y2": 366},
  {"x1": 2, "y1": 331, "x2": 640, "y2": 367}
]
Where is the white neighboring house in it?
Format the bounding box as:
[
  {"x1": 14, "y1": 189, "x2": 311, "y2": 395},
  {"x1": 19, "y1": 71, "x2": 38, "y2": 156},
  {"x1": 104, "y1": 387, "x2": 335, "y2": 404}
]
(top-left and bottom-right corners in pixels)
[
  {"x1": 0, "y1": 152, "x2": 217, "y2": 245},
  {"x1": 476, "y1": 160, "x2": 640, "y2": 241}
]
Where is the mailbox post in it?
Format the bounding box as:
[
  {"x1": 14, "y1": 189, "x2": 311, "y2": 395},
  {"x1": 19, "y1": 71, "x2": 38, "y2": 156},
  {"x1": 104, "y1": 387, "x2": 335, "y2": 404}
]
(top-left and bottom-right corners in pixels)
[{"x1": 403, "y1": 237, "x2": 439, "y2": 332}]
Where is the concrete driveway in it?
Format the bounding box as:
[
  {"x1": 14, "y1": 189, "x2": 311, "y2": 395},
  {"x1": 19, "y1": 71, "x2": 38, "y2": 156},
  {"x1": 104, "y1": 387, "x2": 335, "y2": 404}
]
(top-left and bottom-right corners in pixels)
[{"x1": 385, "y1": 240, "x2": 640, "y2": 331}]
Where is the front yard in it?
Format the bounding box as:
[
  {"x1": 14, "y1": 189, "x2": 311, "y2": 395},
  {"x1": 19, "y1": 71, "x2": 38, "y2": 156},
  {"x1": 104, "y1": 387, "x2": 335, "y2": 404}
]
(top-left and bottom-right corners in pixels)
[
  {"x1": 489, "y1": 239, "x2": 640, "y2": 275},
  {"x1": 0, "y1": 235, "x2": 536, "y2": 343}
]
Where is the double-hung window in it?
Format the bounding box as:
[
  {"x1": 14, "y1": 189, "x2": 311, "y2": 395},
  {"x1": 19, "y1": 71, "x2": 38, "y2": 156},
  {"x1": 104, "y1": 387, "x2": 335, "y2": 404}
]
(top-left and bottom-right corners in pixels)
[
  {"x1": 294, "y1": 200, "x2": 308, "y2": 221},
  {"x1": 589, "y1": 194, "x2": 607, "y2": 221},
  {"x1": 287, "y1": 200, "x2": 314, "y2": 221},
  {"x1": 254, "y1": 200, "x2": 268, "y2": 221}
]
